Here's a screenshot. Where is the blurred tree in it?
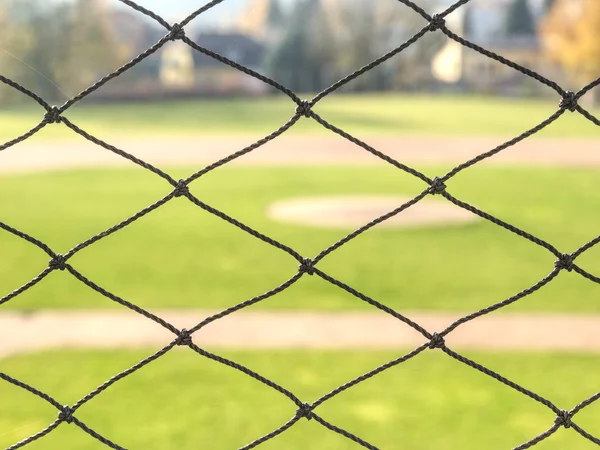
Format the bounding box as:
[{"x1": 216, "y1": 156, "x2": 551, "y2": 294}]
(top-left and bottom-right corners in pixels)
[
  {"x1": 265, "y1": 0, "x2": 336, "y2": 92},
  {"x1": 334, "y1": 2, "x2": 385, "y2": 91},
  {"x1": 267, "y1": 0, "x2": 443, "y2": 93},
  {"x1": 1, "y1": 0, "x2": 119, "y2": 103},
  {"x1": 0, "y1": 3, "x2": 34, "y2": 103},
  {"x1": 58, "y1": 0, "x2": 120, "y2": 92},
  {"x1": 267, "y1": 0, "x2": 285, "y2": 29},
  {"x1": 540, "y1": 0, "x2": 600, "y2": 102},
  {"x1": 462, "y1": 5, "x2": 474, "y2": 39},
  {"x1": 16, "y1": 0, "x2": 70, "y2": 102},
  {"x1": 542, "y1": 0, "x2": 557, "y2": 13},
  {"x1": 334, "y1": 0, "x2": 444, "y2": 91},
  {"x1": 238, "y1": 0, "x2": 287, "y2": 43},
  {"x1": 265, "y1": 0, "x2": 286, "y2": 45},
  {"x1": 506, "y1": 0, "x2": 536, "y2": 36}
]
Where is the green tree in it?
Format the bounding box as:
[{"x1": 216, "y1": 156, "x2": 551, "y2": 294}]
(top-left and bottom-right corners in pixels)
[
  {"x1": 334, "y1": 0, "x2": 444, "y2": 91},
  {"x1": 19, "y1": 0, "x2": 71, "y2": 102},
  {"x1": 58, "y1": 0, "x2": 119, "y2": 93},
  {"x1": 335, "y1": 2, "x2": 383, "y2": 91},
  {"x1": 1, "y1": 0, "x2": 118, "y2": 103},
  {"x1": 265, "y1": 0, "x2": 335, "y2": 92},
  {"x1": 0, "y1": 4, "x2": 35, "y2": 104},
  {"x1": 506, "y1": 0, "x2": 536, "y2": 36},
  {"x1": 266, "y1": 0, "x2": 443, "y2": 93}
]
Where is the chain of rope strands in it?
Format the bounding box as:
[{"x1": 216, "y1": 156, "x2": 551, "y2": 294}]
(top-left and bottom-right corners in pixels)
[{"x1": 1, "y1": 0, "x2": 599, "y2": 448}]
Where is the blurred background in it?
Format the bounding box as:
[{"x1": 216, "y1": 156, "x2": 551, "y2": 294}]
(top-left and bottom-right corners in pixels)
[
  {"x1": 0, "y1": 0, "x2": 599, "y2": 449},
  {"x1": 0, "y1": 0, "x2": 598, "y2": 103}
]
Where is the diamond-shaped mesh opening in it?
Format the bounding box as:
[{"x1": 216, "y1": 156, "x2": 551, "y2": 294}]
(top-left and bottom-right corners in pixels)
[{"x1": 1, "y1": 0, "x2": 599, "y2": 448}]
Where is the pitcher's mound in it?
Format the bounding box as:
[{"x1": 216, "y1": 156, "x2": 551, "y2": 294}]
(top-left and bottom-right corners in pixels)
[{"x1": 267, "y1": 196, "x2": 478, "y2": 229}]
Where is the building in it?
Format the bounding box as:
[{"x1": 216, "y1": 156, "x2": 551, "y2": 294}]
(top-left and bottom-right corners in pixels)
[
  {"x1": 461, "y1": 35, "x2": 546, "y2": 92},
  {"x1": 432, "y1": 0, "x2": 554, "y2": 93},
  {"x1": 159, "y1": 33, "x2": 268, "y2": 95}
]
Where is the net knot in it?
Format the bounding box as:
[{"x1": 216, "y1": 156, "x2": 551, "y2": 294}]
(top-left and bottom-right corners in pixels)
[
  {"x1": 296, "y1": 403, "x2": 314, "y2": 420},
  {"x1": 176, "y1": 328, "x2": 193, "y2": 346},
  {"x1": 58, "y1": 405, "x2": 74, "y2": 424},
  {"x1": 299, "y1": 258, "x2": 315, "y2": 275},
  {"x1": 49, "y1": 254, "x2": 67, "y2": 271},
  {"x1": 429, "y1": 333, "x2": 445, "y2": 349},
  {"x1": 169, "y1": 23, "x2": 186, "y2": 40},
  {"x1": 428, "y1": 14, "x2": 445, "y2": 31},
  {"x1": 429, "y1": 177, "x2": 446, "y2": 195},
  {"x1": 173, "y1": 179, "x2": 190, "y2": 197},
  {"x1": 555, "y1": 253, "x2": 574, "y2": 272},
  {"x1": 44, "y1": 106, "x2": 62, "y2": 124},
  {"x1": 555, "y1": 410, "x2": 572, "y2": 428},
  {"x1": 296, "y1": 100, "x2": 312, "y2": 118},
  {"x1": 560, "y1": 91, "x2": 577, "y2": 112}
]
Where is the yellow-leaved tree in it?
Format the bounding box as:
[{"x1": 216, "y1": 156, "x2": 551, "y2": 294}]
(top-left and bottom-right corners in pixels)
[{"x1": 540, "y1": 0, "x2": 600, "y2": 102}]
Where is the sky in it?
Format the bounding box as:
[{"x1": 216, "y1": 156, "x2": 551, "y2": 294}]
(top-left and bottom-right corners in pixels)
[
  {"x1": 113, "y1": 0, "x2": 292, "y2": 24},
  {"x1": 114, "y1": 0, "x2": 545, "y2": 20},
  {"x1": 54, "y1": 0, "x2": 547, "y2": 27},
  {"x1": 46, "y1": 0, "x2": 267, "y2": 26},
  {"x1": 119, "y1": 0, "x2": 247, "y2": 21}
]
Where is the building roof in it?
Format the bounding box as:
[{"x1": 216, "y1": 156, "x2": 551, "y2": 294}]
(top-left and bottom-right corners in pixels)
[{"x1": 191, "y1": 33, "x2": 266, "y2": 68}]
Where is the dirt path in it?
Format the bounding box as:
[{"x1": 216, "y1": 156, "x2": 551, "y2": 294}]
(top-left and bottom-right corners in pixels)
[
  {"x1": 1, "y1": 310, "x2": 599, "y2": 359},
  {"x1": 1, "y1": 135, "x2": 600, "y2": 174}
]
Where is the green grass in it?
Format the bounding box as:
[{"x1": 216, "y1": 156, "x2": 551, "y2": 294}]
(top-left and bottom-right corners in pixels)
[
  {"x1": 1, "y1": 165, "x2": 599, "y2": 312},
  {"x1": 1, "y1": 94, "x2": 598, "y2": 141},
  {"x1": 0, "y1": 349, "x2": 598, "y2": 449}
]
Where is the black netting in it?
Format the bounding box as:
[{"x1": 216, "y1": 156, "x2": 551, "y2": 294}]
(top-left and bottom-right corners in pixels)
[{"x1": 1, "y1": 1, "x2": 599, "y2": 449}]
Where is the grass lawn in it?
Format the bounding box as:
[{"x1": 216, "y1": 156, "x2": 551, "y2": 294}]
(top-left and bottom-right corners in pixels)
[
  {"x1": 0, "y1": 165, "x2": 599, "y2": 312},
  {"x1": 1, "y1": 349, "x2": 598, "y2": 449},
  {"x1": 1, "y1": 94, "x2": 598, "y2": 141}
]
